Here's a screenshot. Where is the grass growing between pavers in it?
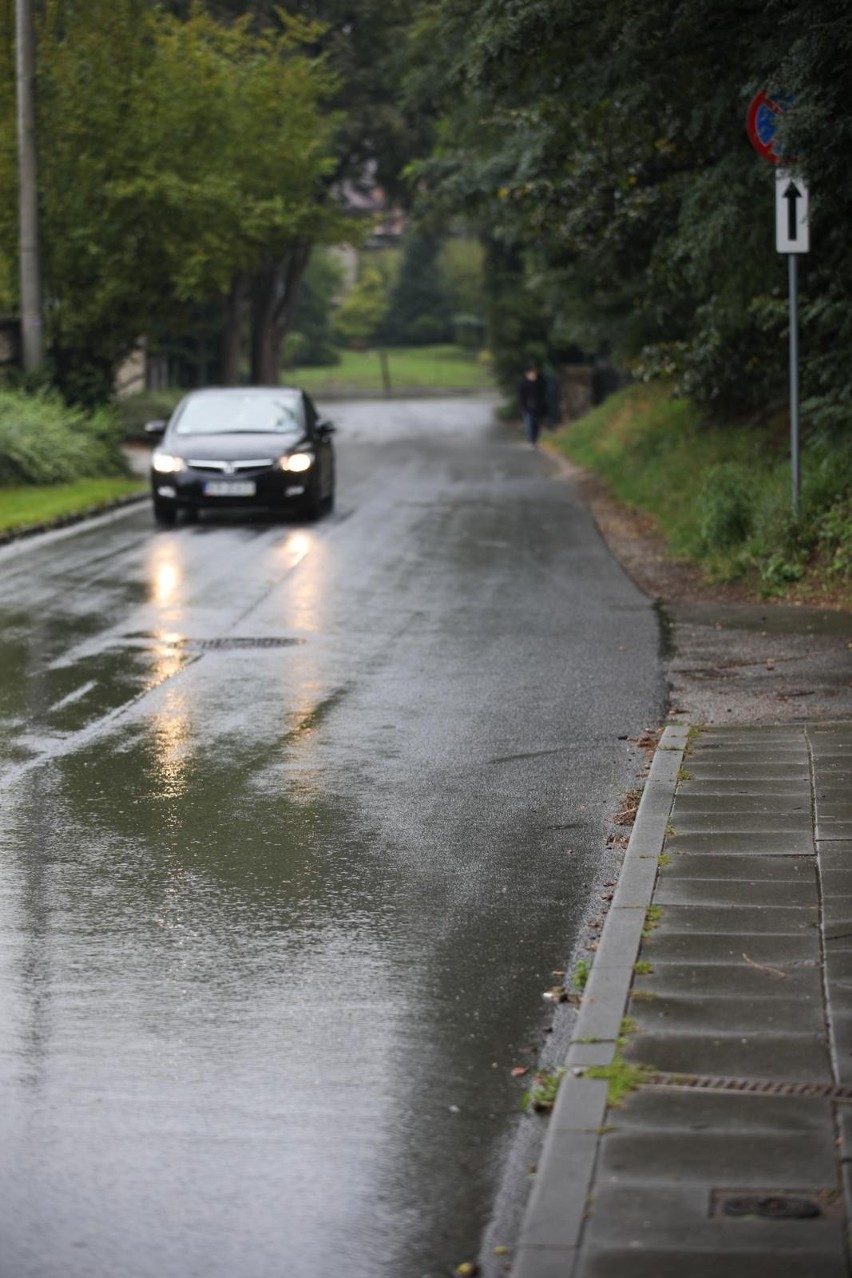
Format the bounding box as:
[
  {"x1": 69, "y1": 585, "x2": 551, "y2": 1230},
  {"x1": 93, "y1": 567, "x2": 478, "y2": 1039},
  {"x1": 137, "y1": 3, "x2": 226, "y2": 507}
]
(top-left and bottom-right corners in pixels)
[
  {"x1": 583, "y1": 1057, "x2": 656, "y2": 1107},
  {"x1": 0, "y1": 477, "x2": 146, "y2": 534}
]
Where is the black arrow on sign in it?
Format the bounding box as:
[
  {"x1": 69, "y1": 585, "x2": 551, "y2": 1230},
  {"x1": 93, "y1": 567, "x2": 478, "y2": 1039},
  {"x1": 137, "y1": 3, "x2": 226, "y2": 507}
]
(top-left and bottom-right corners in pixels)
[{"x1": 783, "y1": 181, "x2": 802, "y2": 242}]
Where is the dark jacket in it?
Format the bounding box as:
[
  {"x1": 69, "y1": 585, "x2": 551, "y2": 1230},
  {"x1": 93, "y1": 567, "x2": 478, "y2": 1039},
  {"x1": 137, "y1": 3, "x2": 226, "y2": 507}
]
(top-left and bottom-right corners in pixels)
[{"x1": 518, "y1": 373, "x2": 548, "y2": 417}]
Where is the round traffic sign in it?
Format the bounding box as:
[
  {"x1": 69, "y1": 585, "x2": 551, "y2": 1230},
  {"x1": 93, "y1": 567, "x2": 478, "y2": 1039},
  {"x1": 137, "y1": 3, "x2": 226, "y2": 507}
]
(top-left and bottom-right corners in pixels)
[{"x1": 746, "y1": 90, "x2": 793, "y2": 164}]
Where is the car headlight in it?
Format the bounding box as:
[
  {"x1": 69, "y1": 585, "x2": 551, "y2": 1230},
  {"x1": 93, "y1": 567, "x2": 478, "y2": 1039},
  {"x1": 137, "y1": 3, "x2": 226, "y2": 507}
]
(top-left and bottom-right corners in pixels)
[
  {"x1": 152, "y1": 452, "x2": 186, "y2": 474},
  {"x1": 279, "y1": 451, "x2": 314, "y2": 473}
]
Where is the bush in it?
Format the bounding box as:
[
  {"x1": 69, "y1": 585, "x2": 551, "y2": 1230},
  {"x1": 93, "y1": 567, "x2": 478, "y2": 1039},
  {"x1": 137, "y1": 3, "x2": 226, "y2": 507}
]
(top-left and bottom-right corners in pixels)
[
  {"x1": 696, "y1": 463, "x2": 755, "y2": 551},
  {"x1": 0, "y1": 390, "x2": 128, "y2": 486},
  {"x1": 115, "y1": 389, "x2": 183, "y2": 440},
  {"x1": 551, "y1": 380, "x2": 851, "y2": 602}
]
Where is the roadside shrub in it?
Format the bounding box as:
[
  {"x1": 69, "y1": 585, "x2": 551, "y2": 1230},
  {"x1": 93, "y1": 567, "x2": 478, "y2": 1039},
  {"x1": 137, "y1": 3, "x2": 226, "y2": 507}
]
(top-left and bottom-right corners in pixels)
[
  {"x1": 115, "y1": 389, "x2": 183, "y2": 440},
  {"x1": 696, "y1": 463, "x2": 755, "y2": 551},
  {"x1": 0, "y1": 390, "x2": 127, "y2": 486}
]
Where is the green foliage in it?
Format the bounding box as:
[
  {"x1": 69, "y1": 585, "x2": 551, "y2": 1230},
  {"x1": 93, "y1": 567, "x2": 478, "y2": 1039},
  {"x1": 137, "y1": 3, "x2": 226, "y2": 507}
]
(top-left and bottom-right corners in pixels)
[
  {"x1": 521, "y1": 1067, "x2": 565, "y2": 1114},
  {"x1": 406, "y1": 0, "x2": 852, "y2": 431},
  {"x1": 384, "y1": 233, "x2": 455, "y2": 346},
  {"x1": 115, "y1": 390, "x2": 183, "y2": 440},
  {"x1": 583, "y1": 1057, "x2": 655, "y2": 1108},
  {"x1": 285, "y1": 249, "x2": 345, "y2": 367},
  {"x1": 696, "y1": 464, "x2": 755, "y2": 552},
  {"x1": 333, "y1": 266, "x2": 390, "y2": 346},
  {"x1": 0, "y1": 390, "x2": 126, "y2": 485},
  {"x1": 552, "y1": 381, "x2": 852, "y2": 603},
  {"x1": 0, "y1": 1, "x2": 347, "y2": 404}
]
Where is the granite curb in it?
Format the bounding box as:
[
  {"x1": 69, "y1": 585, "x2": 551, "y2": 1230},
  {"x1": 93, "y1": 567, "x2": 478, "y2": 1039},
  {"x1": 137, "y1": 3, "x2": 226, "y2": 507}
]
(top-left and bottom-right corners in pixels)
[{"x1": 511, "y1": 723, "x2": 690, "y2": 1278}]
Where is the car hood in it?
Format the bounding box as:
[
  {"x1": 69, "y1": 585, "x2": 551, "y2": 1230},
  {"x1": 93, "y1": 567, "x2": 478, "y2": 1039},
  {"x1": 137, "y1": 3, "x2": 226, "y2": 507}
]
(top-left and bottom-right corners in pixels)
[{"x1": 165, "y1": 432, "x2": 308, "y2": 459}]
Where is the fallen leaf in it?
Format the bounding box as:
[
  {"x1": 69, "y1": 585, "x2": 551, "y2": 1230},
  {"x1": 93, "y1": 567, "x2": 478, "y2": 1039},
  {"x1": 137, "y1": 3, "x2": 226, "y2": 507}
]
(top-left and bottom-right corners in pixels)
[
  {"x1": 455, "y1": 1264, "x2": 479, "y2": 1277},
  {"x1": 493, "y1": 1245, "x2": 509, "y2": 1256},
  {"x1": 511, "y1": 1066, "x2": 529, "y2": 1078}
]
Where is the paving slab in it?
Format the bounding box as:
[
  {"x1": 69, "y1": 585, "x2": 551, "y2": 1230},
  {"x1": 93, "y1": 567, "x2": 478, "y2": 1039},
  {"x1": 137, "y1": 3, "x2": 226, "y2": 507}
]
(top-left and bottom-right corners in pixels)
[
  {"x1": 819, "y1": 803, "x2": 852, "y2": 820},
  {"x1": 661, "y1": 853, "x2": 814, "y2": 881},
  {"x1": 818, "y1": 842, "x2": 852, "y2": 868},
  {"x1": 594, "y1": 1126, "x2": 838, "y2": 1186},
  {"x1": 628, "y1": 993, "x2": 825, "y2": 1035},
  {"x1": 607, "y1": 1088, "x2": 838, "y2": 1134},
  {"x1": 822, "y1": 895, "x2": 852, "y2": 924},
  {"x1": 672, "y1": 794, "x2": 810, "y2": 814},
  {"x1": 639, "y1": 929, "x2": 820, "y2": 965},
  {"x1": 665, "y1": 831, "x2": 815, "y2": 855},
  {"x1": 646, "y1": 902, "x2": 818, "y2": 934},
  {"x1": 580, "y1": 1246, "x2": 847, "y2": 1278},
  {"x1": 684, "y1": 777, "x2": 817, "y2": 797},
  {"x1": 820, "y1": 870, "x2": 852, "y2": 895},
  {"x1": 654, "y1": 878, "x2": 817, "y2": 908},
  {"x1": 582, "y1": 1210, "x2": 846, "y2": 1258},
  {"x1": 670, "y1": 813, "x2": 811, "y2": 835},
  {"x1": 632, "y1": 962, "x2": 822, "y2": 1001},
  {"x1": 621, "y1": 1031, "x2": 832, "y2": 1080},
  {"x1": 819, "y1": 823, "x2": 852, "y2": 841}
]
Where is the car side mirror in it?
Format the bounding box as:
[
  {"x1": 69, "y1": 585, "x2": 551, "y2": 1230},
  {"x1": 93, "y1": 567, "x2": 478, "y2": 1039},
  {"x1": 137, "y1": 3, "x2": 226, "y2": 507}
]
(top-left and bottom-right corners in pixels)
[
  {"x1": 317, "y1": 421, "x2": 335, "y2": 436},
  {"x1": 144, "y1": 419, "x2": 167, "y2": 436}
]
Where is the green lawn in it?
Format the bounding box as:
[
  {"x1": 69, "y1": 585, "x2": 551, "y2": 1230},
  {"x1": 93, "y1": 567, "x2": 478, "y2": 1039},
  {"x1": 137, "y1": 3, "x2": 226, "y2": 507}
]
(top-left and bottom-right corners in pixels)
[
  {"x1": 0, "y1": 476, "x2": 146, "y2": 535},
  {"x1": 289, "y1": 345, "x2": 495, "y2": 394}
]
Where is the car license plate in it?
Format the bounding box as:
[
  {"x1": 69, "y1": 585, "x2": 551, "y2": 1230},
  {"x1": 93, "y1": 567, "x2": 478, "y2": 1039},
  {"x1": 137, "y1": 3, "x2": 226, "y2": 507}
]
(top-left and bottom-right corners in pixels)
[{"x1": 203, "y1": 480, "x2": 256, "y2": 497}]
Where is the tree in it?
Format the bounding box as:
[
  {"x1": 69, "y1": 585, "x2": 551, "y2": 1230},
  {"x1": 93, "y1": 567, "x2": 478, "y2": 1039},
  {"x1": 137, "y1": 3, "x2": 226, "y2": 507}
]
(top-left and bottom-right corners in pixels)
[
  {"x1": 162, "y1": 0, "x2": 430, "y2": 381},
  {"x1": 0, "y1": 1, "x2": 349, "y2": 402},
  {"x1": 333, "y1": 265, "x2": 388, "y2": 347},
  {"x1": 284, "y1": 247, "x2": 344, "y2": 367},
  {"x1": 383, "y1": 232, "x2": 453, "y2": 345},
  {"x1": 405, "y1": 0, "x2": 852, "y2": 432}
]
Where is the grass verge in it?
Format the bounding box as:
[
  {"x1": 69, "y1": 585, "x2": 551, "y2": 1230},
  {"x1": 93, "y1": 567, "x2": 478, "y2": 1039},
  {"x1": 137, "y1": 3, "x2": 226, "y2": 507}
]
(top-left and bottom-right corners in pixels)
[
  {"x1": 287, "y1": 345, "x2": 494, "y2": 395},
  {"x1": 0, "y1": 477, "x2": 145, "y2": 535},
  {"x1": 549, "y1": 381, "x2": 851, "y2": 606}
]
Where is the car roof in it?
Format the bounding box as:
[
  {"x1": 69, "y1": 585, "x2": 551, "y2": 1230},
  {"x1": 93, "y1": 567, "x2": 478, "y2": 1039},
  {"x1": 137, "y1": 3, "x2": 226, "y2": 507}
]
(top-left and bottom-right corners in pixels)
[{"x1": 180, "y1": 386, "x2": 304, "y2": 399}]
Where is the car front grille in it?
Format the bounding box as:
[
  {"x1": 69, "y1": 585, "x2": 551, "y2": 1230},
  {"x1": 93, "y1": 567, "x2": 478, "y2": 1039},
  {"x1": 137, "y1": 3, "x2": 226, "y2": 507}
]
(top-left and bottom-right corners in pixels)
[{"x1": 187, "y1": 458, "x2": 275, "y2": 474}]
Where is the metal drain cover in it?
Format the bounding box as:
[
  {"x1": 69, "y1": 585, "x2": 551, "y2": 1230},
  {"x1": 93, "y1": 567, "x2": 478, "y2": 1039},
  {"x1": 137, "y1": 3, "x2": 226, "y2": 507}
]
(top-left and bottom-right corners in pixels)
[
  {"x1": 183, "y1": 637, "x2": 304, "y2": 651},
  {"x1": 712, "y1": 1190, "x2": 831, "y2": 1220}
]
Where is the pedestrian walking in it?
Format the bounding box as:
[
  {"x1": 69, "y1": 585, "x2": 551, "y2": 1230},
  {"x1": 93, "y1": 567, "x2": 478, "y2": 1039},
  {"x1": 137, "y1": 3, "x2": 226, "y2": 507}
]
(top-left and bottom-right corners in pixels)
[{"x1": 518, "y1": 362, "x2": 548, "y2": 446}]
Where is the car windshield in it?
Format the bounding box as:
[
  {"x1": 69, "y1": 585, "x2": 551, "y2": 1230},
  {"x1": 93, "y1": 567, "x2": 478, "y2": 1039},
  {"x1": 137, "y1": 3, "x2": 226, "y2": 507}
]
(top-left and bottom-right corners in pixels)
[{"x1": 174, "y1": 394, "x2": 303, "y2": 437}]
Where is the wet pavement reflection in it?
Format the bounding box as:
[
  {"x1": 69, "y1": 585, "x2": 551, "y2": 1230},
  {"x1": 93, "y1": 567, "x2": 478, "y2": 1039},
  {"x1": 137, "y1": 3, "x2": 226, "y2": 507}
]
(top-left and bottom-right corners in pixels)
[{"x1": 0, "y1": 399, "x2": 664, "y2": 1277}]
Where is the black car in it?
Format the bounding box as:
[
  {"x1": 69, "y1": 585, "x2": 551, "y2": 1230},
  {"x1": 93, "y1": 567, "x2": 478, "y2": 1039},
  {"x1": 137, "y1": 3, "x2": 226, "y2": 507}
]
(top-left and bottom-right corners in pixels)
[{"x1": 147, "y1": 386, "x2": 335, "y2": 526}]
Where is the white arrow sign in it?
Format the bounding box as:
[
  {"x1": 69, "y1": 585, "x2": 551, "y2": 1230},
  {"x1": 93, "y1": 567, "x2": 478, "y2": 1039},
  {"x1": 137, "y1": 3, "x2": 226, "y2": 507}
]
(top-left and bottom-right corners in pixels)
[{"x1": 776, "y1": 171, "x2": 809, "y2": 253}]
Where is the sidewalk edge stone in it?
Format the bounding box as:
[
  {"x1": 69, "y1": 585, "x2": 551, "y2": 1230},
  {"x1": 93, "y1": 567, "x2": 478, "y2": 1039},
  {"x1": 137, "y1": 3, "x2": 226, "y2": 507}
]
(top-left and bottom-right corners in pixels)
[{"x1": 511, "y1": 723, "x2": 689, "y2": 1278}]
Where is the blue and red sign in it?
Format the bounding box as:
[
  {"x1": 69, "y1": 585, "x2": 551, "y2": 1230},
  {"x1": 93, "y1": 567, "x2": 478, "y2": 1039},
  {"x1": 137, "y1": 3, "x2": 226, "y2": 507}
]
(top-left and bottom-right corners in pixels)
[{"x1": 746, "y1": 90, "x2": 794, "y2": 164}]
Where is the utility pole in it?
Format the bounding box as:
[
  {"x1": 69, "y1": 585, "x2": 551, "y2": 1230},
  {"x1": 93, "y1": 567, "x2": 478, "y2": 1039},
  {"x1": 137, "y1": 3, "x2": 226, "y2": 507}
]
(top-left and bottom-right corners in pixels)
[{"x1": 16, "y1": 0, "x2": 44, "y2": 372}]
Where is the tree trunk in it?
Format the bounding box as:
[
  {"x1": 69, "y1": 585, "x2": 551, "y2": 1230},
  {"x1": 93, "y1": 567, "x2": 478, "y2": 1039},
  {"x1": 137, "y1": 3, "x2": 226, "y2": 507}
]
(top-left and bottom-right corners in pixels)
[
  {"x1": 249, "y1": 243, "x2": 312, "y2": 385},
  {"x1": 221, "y1": 273, "x2": 247, "y2": 386}
]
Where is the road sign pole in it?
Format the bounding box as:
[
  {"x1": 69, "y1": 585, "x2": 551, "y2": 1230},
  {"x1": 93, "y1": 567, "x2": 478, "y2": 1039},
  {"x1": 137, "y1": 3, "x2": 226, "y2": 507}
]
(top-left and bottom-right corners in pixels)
[{"x1": 788, "y1": 253, "x2": 800, "y2": 515}]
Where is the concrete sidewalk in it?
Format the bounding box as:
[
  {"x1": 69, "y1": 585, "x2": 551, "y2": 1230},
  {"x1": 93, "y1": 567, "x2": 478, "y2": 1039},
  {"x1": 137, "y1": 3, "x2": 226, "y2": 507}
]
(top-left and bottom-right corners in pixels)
[{"x1": 513, "y1": 720, "x2": 852, "y2": 1277}]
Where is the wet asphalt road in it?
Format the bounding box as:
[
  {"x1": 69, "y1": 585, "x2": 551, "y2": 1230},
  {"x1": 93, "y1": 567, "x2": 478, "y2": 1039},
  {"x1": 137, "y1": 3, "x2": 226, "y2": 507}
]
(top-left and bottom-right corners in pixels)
[{"x1": 0, "y1": 397, "x2": 664, "y2": 1278}]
